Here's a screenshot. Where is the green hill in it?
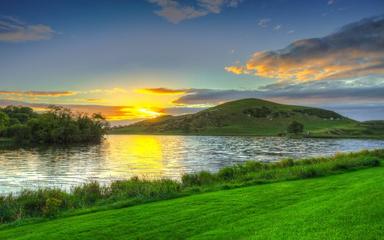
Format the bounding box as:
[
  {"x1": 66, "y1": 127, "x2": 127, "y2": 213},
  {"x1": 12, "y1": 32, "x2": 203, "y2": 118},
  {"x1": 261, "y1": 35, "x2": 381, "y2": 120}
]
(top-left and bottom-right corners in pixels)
[
  {"x1": 110, "y1": 98, "x2": 383, "y2": 138},
  {"x1": 1, "y1": 160, "x2": 383, "y2": 240}
]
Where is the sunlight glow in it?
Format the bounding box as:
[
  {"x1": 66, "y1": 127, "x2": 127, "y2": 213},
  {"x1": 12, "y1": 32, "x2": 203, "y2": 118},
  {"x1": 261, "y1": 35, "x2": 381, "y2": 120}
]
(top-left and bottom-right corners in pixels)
[{"x1": 137, "y1": 108, "x2": 163, "y2": 118}]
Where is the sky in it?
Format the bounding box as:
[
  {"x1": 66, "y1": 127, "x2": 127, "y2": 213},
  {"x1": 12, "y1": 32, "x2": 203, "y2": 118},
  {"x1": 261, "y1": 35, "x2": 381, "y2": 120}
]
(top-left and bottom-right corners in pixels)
[{"x1": 0, "y1": 0, "x2": 383, "y2": 124}]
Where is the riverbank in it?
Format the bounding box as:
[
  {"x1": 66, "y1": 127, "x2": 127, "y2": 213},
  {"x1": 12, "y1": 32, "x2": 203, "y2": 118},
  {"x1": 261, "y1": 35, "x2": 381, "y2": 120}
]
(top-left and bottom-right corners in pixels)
[
  {"x1": 0, "y1": 150, "x2": 383, "y2": 226},
  {"x1": 1, "y1": 152, "x2": 383, "y2": 239}
]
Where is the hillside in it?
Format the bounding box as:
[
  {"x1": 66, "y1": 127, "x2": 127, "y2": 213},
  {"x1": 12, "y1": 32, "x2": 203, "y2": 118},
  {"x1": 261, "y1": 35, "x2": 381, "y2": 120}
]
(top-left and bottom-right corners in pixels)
[
  {"x1": 110, "y1": 98, "x2": 368, "y2": 137},
  {"x1": 1, "y1": 163, "x2": 383, "y2": 239}
]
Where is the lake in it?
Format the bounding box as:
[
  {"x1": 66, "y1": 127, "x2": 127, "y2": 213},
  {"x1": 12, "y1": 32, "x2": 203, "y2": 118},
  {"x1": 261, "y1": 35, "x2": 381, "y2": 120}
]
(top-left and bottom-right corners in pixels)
[{"x1": 1, "y1": 135, "x2": 383, "y2": 194}]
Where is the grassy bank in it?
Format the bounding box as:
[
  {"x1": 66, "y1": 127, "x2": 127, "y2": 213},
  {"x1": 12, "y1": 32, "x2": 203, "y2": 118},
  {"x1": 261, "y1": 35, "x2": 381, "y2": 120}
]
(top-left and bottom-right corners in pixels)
[
  {"x1": 0, "y1": 150, "x2": 383, "y2": 225},
  {"x1": 1, "y1": 159, "x2": 384, "y2": 239}
]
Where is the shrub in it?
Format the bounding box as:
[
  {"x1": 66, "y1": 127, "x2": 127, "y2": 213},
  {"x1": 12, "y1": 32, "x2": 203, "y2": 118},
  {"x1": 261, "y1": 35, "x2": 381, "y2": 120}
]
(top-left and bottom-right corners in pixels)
[
  {"x1": 218, "y1": 167, "x2": 236, "y2": 180},
  {"x1": 43, "y1": 198, "x2": 63, "y2": 217},
  {"x1": 287, "y1": 121, "x2": 304, "y2": 134},
  {"x1": 72, "y1": 181, "x2": 103, "y2": 206}
]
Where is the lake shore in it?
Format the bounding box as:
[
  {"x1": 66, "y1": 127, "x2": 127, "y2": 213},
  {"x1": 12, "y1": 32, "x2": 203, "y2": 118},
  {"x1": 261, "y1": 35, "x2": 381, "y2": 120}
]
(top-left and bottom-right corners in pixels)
[
  {"x1": 0, "y1": 149, "x2": 383, "y2": 239},
  {"x1": 0, "y1": 149, "x2": 382, "y2": 225},
  {"x1": 1, "y1": 135, "x2": 384, "y2": 195}
]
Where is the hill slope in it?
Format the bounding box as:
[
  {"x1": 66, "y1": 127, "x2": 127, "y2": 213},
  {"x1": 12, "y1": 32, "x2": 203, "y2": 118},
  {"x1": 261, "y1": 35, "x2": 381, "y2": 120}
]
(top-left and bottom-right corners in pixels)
[
  {"x1": 1, "y1": 166, "x2": 383, "y2": 239},
  {"x1": 111, "y1": 98, "x2": 360, "y2": 136}
]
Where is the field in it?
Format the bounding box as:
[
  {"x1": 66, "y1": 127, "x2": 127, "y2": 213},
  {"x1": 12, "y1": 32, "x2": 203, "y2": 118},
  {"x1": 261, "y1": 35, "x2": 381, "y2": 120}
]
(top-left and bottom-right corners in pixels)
[{"x1": 0, "y1": 150, "x2": 383, "y2": 239}]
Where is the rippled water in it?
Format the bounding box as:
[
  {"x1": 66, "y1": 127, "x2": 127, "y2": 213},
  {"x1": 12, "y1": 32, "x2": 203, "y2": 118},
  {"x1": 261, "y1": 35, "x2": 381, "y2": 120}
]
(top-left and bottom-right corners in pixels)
[{"x1": 0, "y1": 135, "x2": 383, "y2": 194}]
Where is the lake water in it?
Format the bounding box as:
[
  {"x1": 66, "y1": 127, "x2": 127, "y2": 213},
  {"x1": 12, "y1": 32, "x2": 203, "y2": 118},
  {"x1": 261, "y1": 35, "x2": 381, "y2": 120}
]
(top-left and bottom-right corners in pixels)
[{"x1": 0, "y1": 135, "x2": 383, "y2": 194}]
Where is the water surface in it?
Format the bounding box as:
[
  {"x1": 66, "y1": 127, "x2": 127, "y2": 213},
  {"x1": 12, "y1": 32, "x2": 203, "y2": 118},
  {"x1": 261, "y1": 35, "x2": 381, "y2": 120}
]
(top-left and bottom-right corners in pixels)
[{"x1": 0, "y1": 135, "x2": 383, "y2": 194}]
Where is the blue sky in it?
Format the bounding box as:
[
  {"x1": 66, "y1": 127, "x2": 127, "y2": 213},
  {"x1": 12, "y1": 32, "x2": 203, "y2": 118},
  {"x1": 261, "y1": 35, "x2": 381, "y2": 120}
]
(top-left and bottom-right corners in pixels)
[{"x1": 0, "y1": 0, "x2": 383, "y2": 122}]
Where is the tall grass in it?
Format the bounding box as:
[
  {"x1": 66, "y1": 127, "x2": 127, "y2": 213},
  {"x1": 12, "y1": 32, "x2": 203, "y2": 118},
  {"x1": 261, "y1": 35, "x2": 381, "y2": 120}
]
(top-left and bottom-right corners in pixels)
[{"x1": 0, "y1": 149, "x2": 382, "y2": 224}]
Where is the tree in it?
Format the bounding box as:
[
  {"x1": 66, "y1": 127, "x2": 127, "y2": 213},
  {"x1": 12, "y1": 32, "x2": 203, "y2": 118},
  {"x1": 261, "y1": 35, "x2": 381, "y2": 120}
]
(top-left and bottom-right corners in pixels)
[
  {"x1": 287, "y1": 121, "x2": 304, "y2": 135},
  {"x1": 0, "y1": 111, "x2": 10, "y2": 131},
  {"x1": 1, "y1": 105, "x2": 107, "y2": 145}
]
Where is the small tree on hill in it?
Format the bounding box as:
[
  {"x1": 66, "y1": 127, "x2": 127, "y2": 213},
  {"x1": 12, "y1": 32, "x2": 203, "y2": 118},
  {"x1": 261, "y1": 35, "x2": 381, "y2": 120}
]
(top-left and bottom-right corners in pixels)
[{"x1": 287, "y1": 121, "x2": 304, "y2": 135}]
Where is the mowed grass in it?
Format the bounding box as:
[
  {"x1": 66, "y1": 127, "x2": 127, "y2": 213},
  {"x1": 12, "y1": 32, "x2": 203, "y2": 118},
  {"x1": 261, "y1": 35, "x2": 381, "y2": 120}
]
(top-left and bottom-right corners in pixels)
[{"x1": 0, "y1": 165, "x2": 383, "y2": 240}]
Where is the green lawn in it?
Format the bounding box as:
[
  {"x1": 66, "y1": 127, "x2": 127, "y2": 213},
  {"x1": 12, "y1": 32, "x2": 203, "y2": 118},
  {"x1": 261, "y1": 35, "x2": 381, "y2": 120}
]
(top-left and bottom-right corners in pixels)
[{"x1": 1, "y1": 166, "x2": 383, "y2": 239}]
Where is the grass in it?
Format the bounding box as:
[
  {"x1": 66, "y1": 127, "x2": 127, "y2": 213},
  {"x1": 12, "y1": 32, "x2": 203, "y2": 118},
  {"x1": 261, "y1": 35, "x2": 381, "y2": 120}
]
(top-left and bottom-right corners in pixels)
[
  {"x1": 0, "y1": 150, "x2": 383, "y2": 226},
  {"x1": 110, "y1": 98, "x2": 384, "y2": 138},
  {"x1": 1, "y1": 158, "x2": 383, "y2": 239}
]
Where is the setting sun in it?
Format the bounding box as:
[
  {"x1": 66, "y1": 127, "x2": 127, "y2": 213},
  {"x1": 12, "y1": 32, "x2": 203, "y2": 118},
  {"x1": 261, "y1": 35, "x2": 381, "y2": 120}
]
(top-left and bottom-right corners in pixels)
[{"x1": 137, "y1": 108, "x2": 163, "y2": 118}]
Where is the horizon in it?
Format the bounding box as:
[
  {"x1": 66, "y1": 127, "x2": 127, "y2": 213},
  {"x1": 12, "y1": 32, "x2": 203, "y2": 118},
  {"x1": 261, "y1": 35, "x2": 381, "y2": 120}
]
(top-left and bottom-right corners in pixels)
[{"x1": 1, "y1": 0, "x2": 383, "y2": 124}]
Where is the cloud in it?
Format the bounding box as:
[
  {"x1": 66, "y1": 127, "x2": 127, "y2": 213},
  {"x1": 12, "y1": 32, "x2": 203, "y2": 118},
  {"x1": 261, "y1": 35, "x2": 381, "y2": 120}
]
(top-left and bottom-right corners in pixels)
[
  {"x1": 273, "y1": 24, "x2": 281, "y2": 31},
  {"x1": 0, "y1": 16, "x2": 55, "y2": 42},
  {"x1": 136, "y1": 87, "x2": 189, "y2": 95},
  {"x1": 148, "y1": 0, "x2": 242, "y2": 23},
  {"x1": 170, "y1": 77, "x2": 384, "y2": 106},
  {"x1": 0, "y1": 90, "x2": 76, "y2": 97},
  {"x1": 257, "y1": 18, "x2": 271, "y2": 28},
  {"x1": 287, "y1": 30, "x2": 294, "y2": 34},
  {"x1": 226, "y1": 15, "x2": 384, "y2": 82}
]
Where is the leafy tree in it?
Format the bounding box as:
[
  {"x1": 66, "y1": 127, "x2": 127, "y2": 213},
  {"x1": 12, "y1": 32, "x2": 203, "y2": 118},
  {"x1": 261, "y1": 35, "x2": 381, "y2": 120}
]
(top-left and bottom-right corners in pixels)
[
  {"x1": 0, "y1": 105, "x2": 108, "y2": 145},
  {"x1": 287, "y1": 121, "x2": 304, "y2": 134},
  {"x1": 0, "y1": 111, "x2": 10, "y2": 131}
]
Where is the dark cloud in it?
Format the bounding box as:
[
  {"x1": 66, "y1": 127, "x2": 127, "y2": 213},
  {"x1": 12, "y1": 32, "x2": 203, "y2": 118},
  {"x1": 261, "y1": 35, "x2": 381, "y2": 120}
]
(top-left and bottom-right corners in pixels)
[
  {"x1": 172, "y1": 78, "x2": 384, "y2": 106},
  {"x1": 226, "y1": 15, "x2": 384, "y2": 82}
]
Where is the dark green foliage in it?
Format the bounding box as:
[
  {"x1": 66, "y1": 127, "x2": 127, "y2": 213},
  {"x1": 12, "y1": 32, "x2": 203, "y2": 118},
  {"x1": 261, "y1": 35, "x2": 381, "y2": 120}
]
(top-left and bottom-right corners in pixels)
[
  {"x1": 0, "y1": 106, "x2": 108, "y2": 145},
  {"x1": 287, "y1": 121, "x2": 304, "y2": 134},
  {"x1": 1, "y1": 106, "x2": 36, "y2": 124},
  {"x1": 243, "y1": 107, "x2": 272, "y2": 118},
  {"x1": 182, "y1": 171, "x2": 217, "y2": 186},
  {"x1": 0, "y1": 111, "x2": 9, "y2": 130},
  {"x1": 293, "y1": 108, "x2": 344, "y2": 119},
  {"x1": 0, "y1": 150, "x2": 382, "y2": 224}
]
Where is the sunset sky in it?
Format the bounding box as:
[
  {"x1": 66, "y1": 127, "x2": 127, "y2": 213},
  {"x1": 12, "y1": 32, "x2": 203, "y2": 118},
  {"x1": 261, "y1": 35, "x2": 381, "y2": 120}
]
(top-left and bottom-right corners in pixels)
[{"x1": 1, "y1": 0, "x2": 383, "y2": 124}]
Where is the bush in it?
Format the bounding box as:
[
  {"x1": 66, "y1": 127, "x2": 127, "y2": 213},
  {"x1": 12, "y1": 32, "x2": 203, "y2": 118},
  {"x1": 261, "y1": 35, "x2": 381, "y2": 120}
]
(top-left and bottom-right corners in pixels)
[
  {"x1": 43, "y1": 198, "x2": 63, "y2": 217},
  {"x1": 218, "y1": 167, "x2": 236, "y2": 180},
  {"x1": 182, "y1": 171, "x2": 216, "y2": 187},
  {"x1": 287, "y1": 121, "x2": 304, "y2": 134},
  {"x1": 72, "y1": 182, "x2": 104, "y2": 206}
]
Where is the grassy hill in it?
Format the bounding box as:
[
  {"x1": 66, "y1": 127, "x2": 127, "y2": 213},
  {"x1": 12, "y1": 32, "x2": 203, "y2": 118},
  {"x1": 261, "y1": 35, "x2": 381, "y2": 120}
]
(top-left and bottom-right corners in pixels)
[
  {"x1": 110, "y1": 98, "x2": 383, "y2": 138},
  {"x1": 1, "y1": 155, "x2": 383, "y2": 239}
]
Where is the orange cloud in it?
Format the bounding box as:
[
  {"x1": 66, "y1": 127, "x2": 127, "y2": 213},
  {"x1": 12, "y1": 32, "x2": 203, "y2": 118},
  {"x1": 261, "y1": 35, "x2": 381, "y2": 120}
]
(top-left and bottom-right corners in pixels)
[
  {"x1": 226, "y1": 16, "x2": 384, "y2": 82},
  {"x1": 0, "y1": 90, "x2": 77, "y2": 97},
  {"x1": 136, "y1": 88, "x2": 187, "y2": 95}
]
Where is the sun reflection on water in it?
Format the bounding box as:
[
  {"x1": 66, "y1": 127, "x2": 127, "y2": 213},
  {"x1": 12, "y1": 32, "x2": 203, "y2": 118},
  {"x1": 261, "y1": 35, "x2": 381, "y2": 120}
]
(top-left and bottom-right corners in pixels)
[{"x1": 106, "y1": 135, "x2": 165, "y2": 179}]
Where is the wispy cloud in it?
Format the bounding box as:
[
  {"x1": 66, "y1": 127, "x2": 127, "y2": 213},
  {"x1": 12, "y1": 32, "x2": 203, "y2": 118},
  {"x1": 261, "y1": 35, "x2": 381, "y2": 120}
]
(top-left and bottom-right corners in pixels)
[
  {"x1": 148, "y1": 0, "x2": 242, "y2": 23},
  {"x1": 0, "y1": 90, "x2": 76, "y2": 97},
  {"x1": 273, "y1": 24, "x2": 282, "y2": 31},
  {"x1": 0, "y1": 16, "x2": 55, "y2": 42},
  {"x1": 257, "y1": 18, "x2": 271, "y2": 28},
  {"x1": 226, "y1": 15, "x2": 384, "y2": 82}
]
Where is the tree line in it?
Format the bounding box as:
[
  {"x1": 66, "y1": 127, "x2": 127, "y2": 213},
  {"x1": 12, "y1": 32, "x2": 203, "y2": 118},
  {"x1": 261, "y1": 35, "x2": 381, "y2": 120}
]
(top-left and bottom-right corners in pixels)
[{"x1": 0, "y1": 106, "x2": 108, "y2": 145}]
